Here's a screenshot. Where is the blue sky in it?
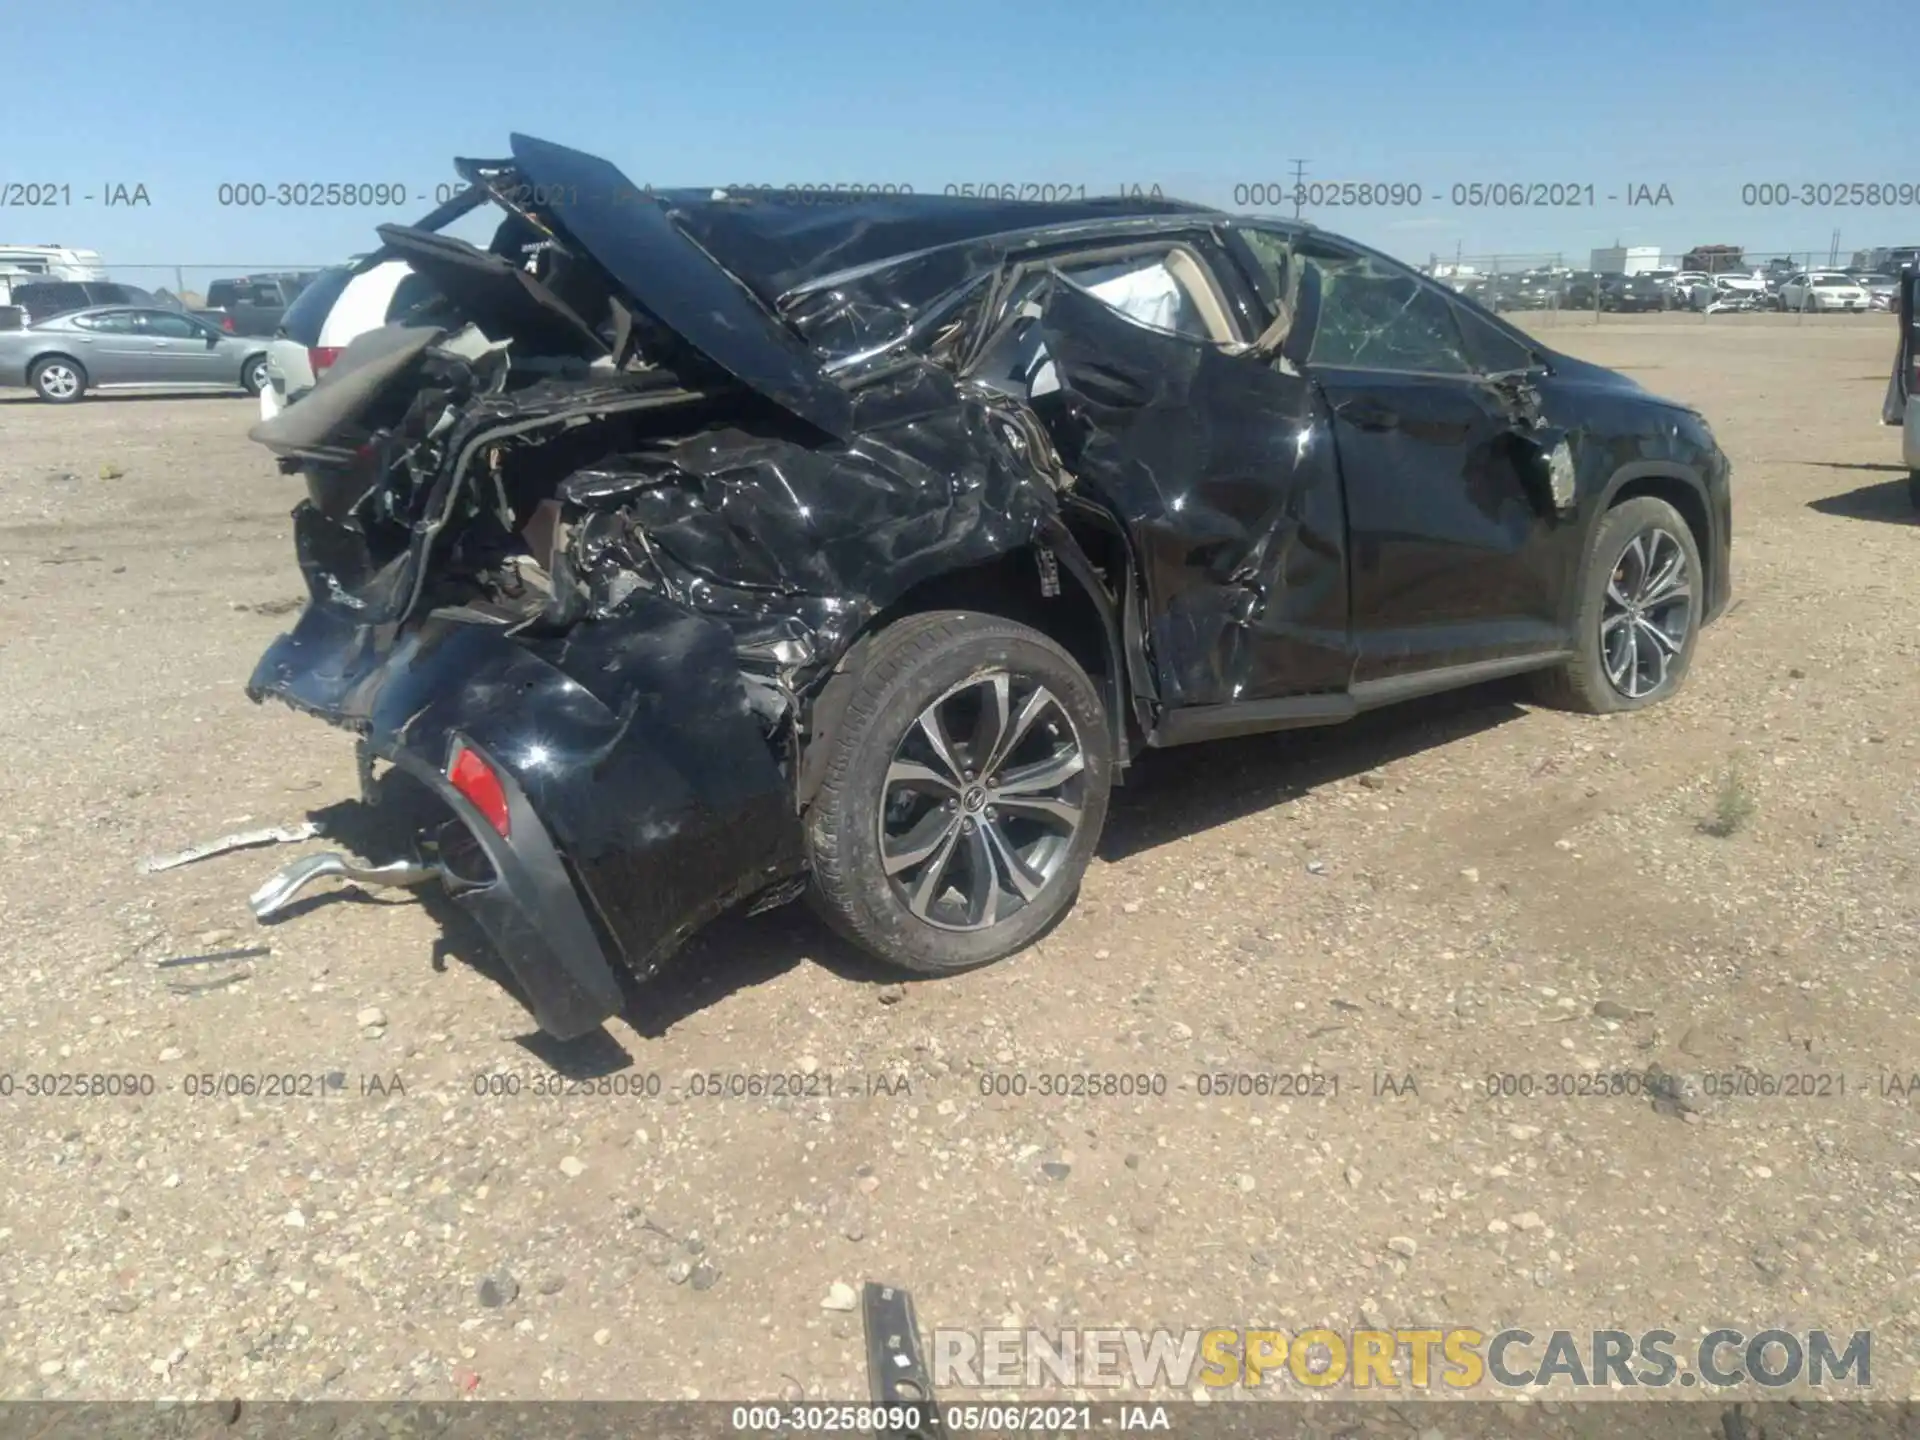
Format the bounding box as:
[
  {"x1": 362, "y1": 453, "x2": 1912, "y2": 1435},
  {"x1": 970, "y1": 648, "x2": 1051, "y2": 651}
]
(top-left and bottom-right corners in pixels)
[{"x1": 8, "y1": 0, "x2": 1915, "y2": 288}]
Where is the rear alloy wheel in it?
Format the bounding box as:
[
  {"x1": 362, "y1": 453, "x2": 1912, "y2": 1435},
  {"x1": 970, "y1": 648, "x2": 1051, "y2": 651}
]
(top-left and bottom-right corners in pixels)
[
  {"x1": 243, "y1": 356, "x2": 269, "y2": 397},
  {"x1": 30, "y1": 357, "x2": 86, "y2": 403},
  {"x1": 806, "y1": 612, "x2": 1111, "y2": 974},
  {"x1": 1534, "y1": 496, "x2": 1702, "y2": 714}
]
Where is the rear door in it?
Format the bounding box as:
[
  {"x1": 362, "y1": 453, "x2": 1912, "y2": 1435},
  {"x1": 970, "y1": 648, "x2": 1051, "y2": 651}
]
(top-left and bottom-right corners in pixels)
[
  {"x1": 1003, "y1": 241, "x2": 1351, "y2": 710},
  {"x1": 1256, "y1": 231, "x2": 1575, "y2": 681}
]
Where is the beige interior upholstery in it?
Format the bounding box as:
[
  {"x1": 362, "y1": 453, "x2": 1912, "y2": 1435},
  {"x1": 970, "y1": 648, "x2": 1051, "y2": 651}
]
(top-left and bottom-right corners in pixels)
[{"x1": 1162, "y1": 247, "x2": 1238, "y2": 343}]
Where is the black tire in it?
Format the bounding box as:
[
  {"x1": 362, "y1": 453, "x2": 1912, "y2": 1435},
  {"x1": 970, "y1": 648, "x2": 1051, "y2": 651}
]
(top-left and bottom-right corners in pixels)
[
  {"x1": 1909, "y1": 469, "x2": 1920, "y2": 511},
  {"x1": 805, "y1": 611, "x2": 1112, "y2": 974},
  {"x1": 1533, "y1": 496, "x2": 1703, "y2": 715},
  {"x1": 242, "y1": 354, "x2": 269, "y2": 397},
  {"x1": 30, "y1": 355, "x2": 86, "y2": 403}
]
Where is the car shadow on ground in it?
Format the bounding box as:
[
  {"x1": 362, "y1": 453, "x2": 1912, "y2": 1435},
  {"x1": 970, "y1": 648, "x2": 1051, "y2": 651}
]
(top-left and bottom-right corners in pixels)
[
  {"x1": 1100, "y1": 679, "x2": 1532, "y2": 862},
  {"x1": 277, "y1": 680, "x2": 1533, "y2": 1067},
  {"x1": 1804, "y1": 466, "x2": 1917, "y2": 524}
]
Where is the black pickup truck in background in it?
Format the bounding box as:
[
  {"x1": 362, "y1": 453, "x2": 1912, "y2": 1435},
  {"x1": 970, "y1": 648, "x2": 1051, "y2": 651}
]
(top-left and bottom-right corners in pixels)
[{"x1": 200, "y1": 273, "x2": 317, "y2": 337}]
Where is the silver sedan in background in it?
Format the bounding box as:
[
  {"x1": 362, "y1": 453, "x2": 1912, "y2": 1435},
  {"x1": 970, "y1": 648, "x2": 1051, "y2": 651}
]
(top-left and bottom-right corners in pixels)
[{"x1": 0, "y1": 306, "x2": 271, "y2": 402}]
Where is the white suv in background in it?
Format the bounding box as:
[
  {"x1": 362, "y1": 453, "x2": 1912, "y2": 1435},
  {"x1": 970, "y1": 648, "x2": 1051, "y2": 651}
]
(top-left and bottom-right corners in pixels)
[{"x1": 259, "y1": 259, "x2": 437, "y2": 419}]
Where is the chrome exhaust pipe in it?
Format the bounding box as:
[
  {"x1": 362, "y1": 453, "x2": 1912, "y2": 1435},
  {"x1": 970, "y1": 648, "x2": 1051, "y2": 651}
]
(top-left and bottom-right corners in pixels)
[{"x1": 249, "y1": 852, "x2": 439, "y2": 920}]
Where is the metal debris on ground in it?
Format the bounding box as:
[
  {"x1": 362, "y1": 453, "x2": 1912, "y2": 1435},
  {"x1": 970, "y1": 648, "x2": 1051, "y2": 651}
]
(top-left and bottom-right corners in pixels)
[
  {"x1": 155, "y1": 945, "x2": 272, "y2": 970},
  {"x1": 165, "y1": 962, "x2": 258, "y2": 995},
  {"x1": 249, "y1": 853, "x2": 438, "y2": 920},
  {"x1": 139, "y1": 821, "x2": 321, "y2": 874}
]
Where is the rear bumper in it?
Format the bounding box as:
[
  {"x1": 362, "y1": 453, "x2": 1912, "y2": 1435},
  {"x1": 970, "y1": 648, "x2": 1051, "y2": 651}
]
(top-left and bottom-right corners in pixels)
[
  {"x1": 390, "y1": 740, "x2": 627, "y2": 1040},
  {"x1": 247, "y1": 598, "x2": 807, "y2": 1038}
]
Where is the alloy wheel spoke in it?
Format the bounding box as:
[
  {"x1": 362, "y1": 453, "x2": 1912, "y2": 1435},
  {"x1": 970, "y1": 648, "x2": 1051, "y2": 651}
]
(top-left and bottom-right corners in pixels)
[
  {"x1": 967, "y1": 673, "x2": 1013, "y2": 780},
  {"x1": 960, "y1": 821, "x2": 1007, "y2": 927},
  {"x1": 886, "y1": 758, "x2": 959, "y2": 798},
  {"x1": 1606, "y1": 620, "x2": 1640, "y2": 690},
  {"x1": 1635, "y1": 615, "x2": 1682, "y2": 656},
  {"x1": 906, "y1": 823, "x2": 965, "y2": 920},
  {"x1": 991, "y1": 794, "x2": 1083, "y2": 830},
  {"x1": 980, "y1": 817, "x2": 1049, "y2": 902},
  {"x1": 1617, "y1": 534, "x2": 1649, "y2": 595},
  {"x1": 981, "y1": 685, "x2": 1057, "y2": 781},
  {"x1": 1635, "y1": 617, "x2": 1680, "y2": 681},
  {"x1": 883, "y1": 809, "x2": 961, "y2": 876},
  {"x1": 1641, "y1": 540, "x2": 1686, "y2": 603},
  {"x1": 1633, "y1": 620, "x2": 1671, "y2": 690},
  {"x1": 913, "y1": 704, "x2": 968, "y2": 789},
  {"x1": 992, "y1": 748, "x2": 1085, "y2": 796}
]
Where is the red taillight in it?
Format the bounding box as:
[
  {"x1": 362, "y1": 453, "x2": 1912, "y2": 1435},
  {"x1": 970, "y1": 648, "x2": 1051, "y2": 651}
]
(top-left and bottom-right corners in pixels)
[
  {"x1": 308, "y1": 345, "x2": 341, "y2": 376},
  {"x1": 220, "y1": 314, "x2": 235, "y2": 332},
  {"x1": 449, "y1": 743, "x2": 510, "y2": 838}
]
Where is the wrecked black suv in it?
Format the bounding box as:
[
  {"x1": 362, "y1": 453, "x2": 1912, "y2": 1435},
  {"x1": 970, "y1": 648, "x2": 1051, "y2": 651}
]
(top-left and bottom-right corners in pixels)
[{"x1": 246, "y1": 134, "x2": 1732, "y2": 1040}]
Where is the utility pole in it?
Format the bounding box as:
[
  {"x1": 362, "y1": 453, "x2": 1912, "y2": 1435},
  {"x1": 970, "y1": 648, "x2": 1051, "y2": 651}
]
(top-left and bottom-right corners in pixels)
[{"x1": 1289, "y1": 158, "x2": 1308, "y2": 220}]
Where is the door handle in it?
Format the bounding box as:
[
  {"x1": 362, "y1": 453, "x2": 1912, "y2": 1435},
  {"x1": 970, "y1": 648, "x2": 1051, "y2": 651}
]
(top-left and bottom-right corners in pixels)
[{"x1": 1335, "y1": 397, "x2": 1399, "y2": 432}]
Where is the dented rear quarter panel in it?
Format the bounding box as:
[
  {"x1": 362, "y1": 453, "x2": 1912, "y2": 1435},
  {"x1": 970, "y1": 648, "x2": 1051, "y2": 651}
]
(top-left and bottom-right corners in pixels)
[{"x1": 252, "y1": 593, "x2": 806, "y2": 993}]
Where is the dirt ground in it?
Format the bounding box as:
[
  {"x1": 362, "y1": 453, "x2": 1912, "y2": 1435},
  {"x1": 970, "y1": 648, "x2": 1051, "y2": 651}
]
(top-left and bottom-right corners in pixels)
[{"x1": 0, "y1": 313, "x2": 1915, "y2": 1422}]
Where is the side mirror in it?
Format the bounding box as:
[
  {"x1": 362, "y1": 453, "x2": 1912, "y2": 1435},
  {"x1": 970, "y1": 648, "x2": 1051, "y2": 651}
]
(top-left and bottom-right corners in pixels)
[{"x1": 1509, "y1": 424, "x2": 1577, "y2": 515}]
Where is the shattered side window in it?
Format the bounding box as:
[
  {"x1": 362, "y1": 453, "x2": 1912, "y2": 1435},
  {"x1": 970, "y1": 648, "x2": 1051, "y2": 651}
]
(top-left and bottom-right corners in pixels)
[
  {"x1": 1304, "y1": 252, "x2": 1473, "y2": 375},
  {"x1": 1237, "y1": 227, "x2": 1292, "y2": 306}
]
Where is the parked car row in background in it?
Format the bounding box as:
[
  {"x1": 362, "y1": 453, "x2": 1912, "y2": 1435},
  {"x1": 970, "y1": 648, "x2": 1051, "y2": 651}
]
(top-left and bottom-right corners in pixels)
[
  {"x1": 0, "y1": 267, "x2": 339, "y2": 400},
  {"x1": 1438, "y1": 263, "x2": 1902, "y2": 314},
  {"x1": 0, "y1": 306, "x2": 271, "y2": 402}
]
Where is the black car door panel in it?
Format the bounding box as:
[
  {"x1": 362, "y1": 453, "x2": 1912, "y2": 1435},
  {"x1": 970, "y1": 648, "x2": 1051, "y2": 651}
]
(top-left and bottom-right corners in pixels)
[
  {"x1": 1315, "y1": 367, "x2": 1574, "y2": 678},
  {"x1": 1030, "y1": 277, "x2": 1351, "y2": 709}
]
